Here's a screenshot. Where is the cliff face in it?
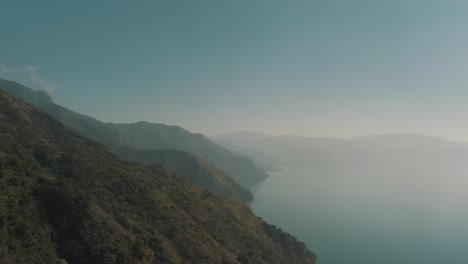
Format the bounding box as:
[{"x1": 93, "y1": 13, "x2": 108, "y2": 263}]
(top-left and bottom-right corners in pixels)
[{"x1": 0, "y1": 89, "x2": 316, "y2": 263}]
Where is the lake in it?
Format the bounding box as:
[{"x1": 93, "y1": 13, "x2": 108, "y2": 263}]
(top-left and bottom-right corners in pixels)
[{"x1": 249, "y1": 159, "x2": 468, "y2": 264}]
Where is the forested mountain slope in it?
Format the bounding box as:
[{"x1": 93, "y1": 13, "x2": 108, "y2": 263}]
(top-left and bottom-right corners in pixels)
[
  {"x1": 0, "y1": 89, "x2": 316, "y2": 263},
  {"x1": 0, "y1": 79, "x2": 267, "y2": 199}
]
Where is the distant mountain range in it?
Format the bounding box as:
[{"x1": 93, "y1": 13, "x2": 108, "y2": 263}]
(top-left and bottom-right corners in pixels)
[
  {"x1": 0, "y1": 79, "x2": 269, "y2": 202},
  {"x1": 215, "y1": 131, "x2": 468, "y2": 166},
  {"x1": 115, "y1": 148, "x2": 253, "y2": 202},
  {"x1": 211, "y1": 139, "x2": 281, "y2": 172},
  {"x1": 213, "y1": 131, "x2": 275, "y2": 142},
  {"x1": 0, "y1": 88, "x2": 316, "y2": 263},
  {"x1": 214, "y1": 132, "x2": 347, "y2": 165}
]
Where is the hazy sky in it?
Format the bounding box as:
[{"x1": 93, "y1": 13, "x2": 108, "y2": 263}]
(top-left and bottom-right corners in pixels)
[{"x1": 2, "y1": 0, "x2": 468, "y2": 140}]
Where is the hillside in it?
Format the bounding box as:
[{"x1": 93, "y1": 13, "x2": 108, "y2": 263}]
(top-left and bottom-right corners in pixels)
[
  {"x1": 211, "y1": 139, "x2": 280, "y2": 171},
  {"x1": 0, "y1": 79, "x2": 268, "y2": 190},
  {"x1": 108, "y1": 122, "x2": 269, "y2": 187},
  {"x1": 115, "y1": 147, "x2": 253, "y2": 202},
  {"x1": 0, "y1": 89, "x2": 316, "y2": 263}
]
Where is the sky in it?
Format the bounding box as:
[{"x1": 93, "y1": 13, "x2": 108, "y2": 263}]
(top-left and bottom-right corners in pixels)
[{"x1": 2, "y1": 0, "x2": 468, "y2": 140}]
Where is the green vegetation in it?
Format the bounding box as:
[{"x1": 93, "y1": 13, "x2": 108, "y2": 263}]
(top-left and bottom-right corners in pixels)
[
  {"x1": 116, "y1": 148, "x2": 253, "y2": 202},
  {"x1": 108, "y1": 122, "x2": 269, "y2": 187},
  {"x1": 0, "y1": 89, "x2": 316, "y2": 263},
  {"x1": 0, "y1": 79, "x2": 268, "y2": 191},
  {"x1": 0, "y1": 79, "x2": 268, "y2": 201}
]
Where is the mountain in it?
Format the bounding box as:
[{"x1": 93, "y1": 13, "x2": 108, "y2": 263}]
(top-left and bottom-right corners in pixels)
[
  {"x1": 215, "y1": 132, "x2": 346, "y2": 166},
  {"x1": 348, "y1": 133, "x2": 450, "y2": 150},
  {"x1": 213, "y1": 131, "x2": 274, "y2": 142},
  {"x1": 0, "y1": 79, "x2": 268, "y2": 190},
  {"x1": 115, "y1": 147, "x2": 253, "y2": 202},
  {"x1": 211, "y1": 139, "x2": 280, "y2": 171},
  {"x1": 106, "y1": 122, "x2": 268, "y2": 187},
  {"x1": 216, "y1": 131, "x2": 468, "y2": 167},
  {"x1": 0, "y1": 89, "x2": 316, "y2": 263}
]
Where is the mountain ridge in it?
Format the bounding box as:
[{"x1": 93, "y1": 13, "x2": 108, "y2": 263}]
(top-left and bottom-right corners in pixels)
[
  {"x1": 0, "y1": 88, "x2": 316, "y2": 263},
  {"x1": 115, "y1": 147, "x2": 253, "y2": 202},
  {"x1": 0, "y1": 79, "x2": 268, "y2": 198},
  {"x1": 215, "y1": 131, "x2": 468, "y2": 166}
]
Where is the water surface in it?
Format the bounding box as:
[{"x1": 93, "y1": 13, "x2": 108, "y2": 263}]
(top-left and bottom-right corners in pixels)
[{"x1": 249, "y1": 159, "x2": 468, "y2": 264}]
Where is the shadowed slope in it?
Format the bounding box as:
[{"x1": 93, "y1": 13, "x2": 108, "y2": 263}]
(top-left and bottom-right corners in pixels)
[
  {"x1": 0, "y1": 79, "x2": 267, "y2": 199},
  {"x1": 0, "y1": 89, "x2": 316, "y2": 263},
  {"x1": 115, "y1": 147, "x2": 253, "y2": 202}
]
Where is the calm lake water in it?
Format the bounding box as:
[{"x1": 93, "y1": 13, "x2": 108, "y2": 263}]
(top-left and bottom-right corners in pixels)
[{"x1": 249, "y1": 159, "x2": 468, "y2": 264}]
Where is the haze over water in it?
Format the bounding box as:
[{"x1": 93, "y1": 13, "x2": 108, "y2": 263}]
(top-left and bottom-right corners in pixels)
[
  {"x1": 4, "y1": 1, "x2": 468, "y2": 263},
  {"x1": 250, "y1": 153, "x2": 468, "y2": 264}
]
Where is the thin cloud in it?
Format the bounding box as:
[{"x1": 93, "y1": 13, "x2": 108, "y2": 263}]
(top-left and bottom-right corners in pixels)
[
  {"x1": 0, "y1": 64, "x2": 17, "y2": 76},
  {"x1": 0, "y1": 64, "x2": 59, "y2": 93},
  {"x1": 25, "y1": 65, "x2": 58, "y2": 93}
]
